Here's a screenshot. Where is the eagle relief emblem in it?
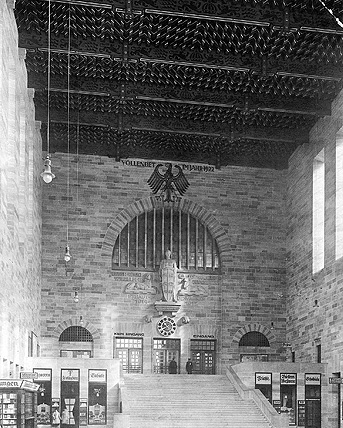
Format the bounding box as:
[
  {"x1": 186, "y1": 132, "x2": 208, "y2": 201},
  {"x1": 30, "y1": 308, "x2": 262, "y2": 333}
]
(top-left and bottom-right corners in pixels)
[{"x1": 147, "y1": 163, "x2": 190, "y2": 203}]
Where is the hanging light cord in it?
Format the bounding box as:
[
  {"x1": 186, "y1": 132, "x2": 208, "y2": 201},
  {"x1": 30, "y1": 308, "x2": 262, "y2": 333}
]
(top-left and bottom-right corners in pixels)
[
  {"x1": 66, "y1": 5, "x2": 71, "y2": 246},
  {"x1": 76, "y1": 95, "x2": 80, "y2": 203},
  {"x1": 47, "y1": 0, "x2": 51, "y2": 155}
]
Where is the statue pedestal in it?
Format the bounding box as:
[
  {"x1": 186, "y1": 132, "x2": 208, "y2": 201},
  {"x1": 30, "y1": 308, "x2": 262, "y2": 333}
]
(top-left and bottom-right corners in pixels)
[{"x1": 154, "y1": 301, "x2": 181, "y2": 317}]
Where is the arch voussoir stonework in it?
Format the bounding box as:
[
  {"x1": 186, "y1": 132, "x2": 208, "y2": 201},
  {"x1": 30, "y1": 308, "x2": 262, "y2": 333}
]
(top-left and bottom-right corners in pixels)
[
  {"x1": 232, "y1": 323, "x2": 276, "y2": 345},
  {"x1": 52, "y1": 319, "x2": 101, "y2": 340},
  {"x1": 101, "y1": 197, "x2": 231, "y2": 261}
]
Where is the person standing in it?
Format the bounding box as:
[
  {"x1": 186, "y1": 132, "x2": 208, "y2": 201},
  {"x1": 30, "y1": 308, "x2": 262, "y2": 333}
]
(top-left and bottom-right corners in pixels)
[
  {"x1": 61, "y1": 408, "x2": 69, "y2": 428},
  {"x1": 52, "y1": 406, "x2": 61, "y2": 428},
  {"x1": 186, "y1": 358, "x2": 193, "y2": 374},
  {"x1": 168, "y1": 357, "x2": 177, "y2": 374}
]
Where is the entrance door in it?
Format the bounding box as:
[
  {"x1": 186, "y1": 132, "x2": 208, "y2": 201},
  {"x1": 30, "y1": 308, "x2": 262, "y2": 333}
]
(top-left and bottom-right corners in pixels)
[
  {"x1": 305, "y1": 400, "x2": 321, "y2": 428},
  {"x1": 305, "y1": 383, "x2": 321, "y2": 428},
  {"x1": 61, "y1": 372, "x2": 80, "y2": 428},
  {"x1": 153, "y1": 339, "x2": 180, "y2": 373},
  {"x1": 114, "y1": 337, "x2": 143, "y2": 373},
  {"x1": 190, "y1": 340, "x2": 216, "y2": 374}
]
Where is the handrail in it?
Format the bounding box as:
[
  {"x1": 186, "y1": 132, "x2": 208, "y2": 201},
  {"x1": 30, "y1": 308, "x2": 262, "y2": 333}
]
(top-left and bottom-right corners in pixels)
[
  {"x1": 113, "y1": 378, "x2": 130, "y2": 428},
  {"x1": 225, "y1": 365, "x2": 289, "y2": 428}
]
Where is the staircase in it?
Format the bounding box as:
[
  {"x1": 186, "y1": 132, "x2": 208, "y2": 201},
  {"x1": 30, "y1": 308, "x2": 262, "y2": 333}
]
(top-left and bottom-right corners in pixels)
[{"x1": 124, "y1": 374, "x2": 273, "y2": 428}]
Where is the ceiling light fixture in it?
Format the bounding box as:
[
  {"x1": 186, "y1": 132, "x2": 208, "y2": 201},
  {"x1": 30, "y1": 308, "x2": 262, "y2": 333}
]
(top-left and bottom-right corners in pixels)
[
  {"x1": 73, "y1": 291, "x2": 79, "y2": 303},
  {"x1": 64, "y1": 245, "x2": 71, "y2": 262},
  {"x1": 41, "y1": 154, "x2": 55, "y2": 183},
  {"x1": 41, "y1": 0, "x2": 55, "y2": 183}
]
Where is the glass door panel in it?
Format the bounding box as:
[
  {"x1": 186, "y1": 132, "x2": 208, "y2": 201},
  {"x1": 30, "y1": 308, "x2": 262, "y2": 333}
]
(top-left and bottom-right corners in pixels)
[
  {"x1": 114, "y1": 337, "x2": 143, "y2": 373},
  {"x1": 153, "y1": 339, "x2": 180, "y2": 374},
  {"x1": 190, "y1": 340, "x2": 216, "y2": 375},
  {"x1": 129, "y1": 349, "x2": 142, "y2": 373}
]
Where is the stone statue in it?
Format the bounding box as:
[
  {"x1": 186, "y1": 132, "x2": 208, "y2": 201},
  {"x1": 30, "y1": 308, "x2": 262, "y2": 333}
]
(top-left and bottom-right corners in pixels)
[{"x1": 159, "y1": 250, "x2": 178, "y2": 302}]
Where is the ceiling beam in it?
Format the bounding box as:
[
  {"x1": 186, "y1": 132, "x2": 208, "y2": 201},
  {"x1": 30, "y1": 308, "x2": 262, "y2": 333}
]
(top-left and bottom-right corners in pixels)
[
  {"x1": 23, "y1": 0, "x2": 343, "y2": 35},
  {"x1": 32, "y1": 87, "x2": 330, "y2": 118},
  {"x1": 39, "y1": 117, "x2": 310, "y2": 146},
  {"x1": 24, "y1": 48, "x2": 343, "y2": 84}
]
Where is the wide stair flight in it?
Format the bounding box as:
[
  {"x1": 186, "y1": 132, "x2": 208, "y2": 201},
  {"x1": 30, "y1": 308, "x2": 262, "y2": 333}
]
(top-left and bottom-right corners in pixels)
[{"x1": 124, "y1": 374, "x2": 274, "y2": 428}]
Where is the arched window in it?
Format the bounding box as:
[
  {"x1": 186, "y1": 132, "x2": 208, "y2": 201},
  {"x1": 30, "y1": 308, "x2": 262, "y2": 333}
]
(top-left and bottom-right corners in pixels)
[
  {"x1": 239, "y1": 332, "x2": 270, "y2": 347},
  {"x1": 59, "y1": 326, "x2": 93, "y2": 342},
  {"x1": 59, "y1": 326, "x2": 93, "y2": 358},
  {"x1": 112, "y1": 207, "x2": 220, "y2": 272}
]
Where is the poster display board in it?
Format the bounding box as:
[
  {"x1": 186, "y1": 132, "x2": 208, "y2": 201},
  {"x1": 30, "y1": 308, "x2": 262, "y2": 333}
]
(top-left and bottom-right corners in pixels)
[
  {"x1": 255, "y1": 373, "x2": 272, "y2": 403},
  {"x1": 280, "y1": 373, "x2": 297, "y2": 425},
  {"x1": 273, "y1": 400, "x2": 281, "y2": 414},
  {"x1": 88, "y1": 370, "x2": 107, "y2": 425},
  {"x1": 0, "y1": 380, "x2": 37, "y2": 428},
  {"x1": 33, "y1": 369, "x2": 52, "y2": 425},
  {"x1": 298, "y1": 400, "x2": 306, "y2": 426},
  {"x1": 305, "y1": 373, "x2": 321, "y2": 428},
  {"x1": 61, "y1": 370, "x2": 80, "y2": 428},
  {"x1": 79, "y1": 399, "x2": 87, "y2": 426}
]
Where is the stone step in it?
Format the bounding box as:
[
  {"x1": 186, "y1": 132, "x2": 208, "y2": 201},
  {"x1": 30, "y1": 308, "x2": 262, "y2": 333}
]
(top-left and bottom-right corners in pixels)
[{"x1": 124, "y1": 374, "x2": 273, "y2": 428}]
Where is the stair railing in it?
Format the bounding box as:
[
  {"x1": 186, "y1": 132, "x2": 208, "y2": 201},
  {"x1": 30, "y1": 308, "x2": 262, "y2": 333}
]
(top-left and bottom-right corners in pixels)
[
  {"x1": 113, "y1": 378, "x2": 130, "y2": 428},
  {"x1": 225, "y1": 365, "x2": 289, "y2": 428}
]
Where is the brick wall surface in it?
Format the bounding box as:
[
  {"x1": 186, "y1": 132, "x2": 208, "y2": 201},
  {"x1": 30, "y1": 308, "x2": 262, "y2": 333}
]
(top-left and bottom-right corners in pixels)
[
  {"x1": 40, "y1": 153, "x2": 288, "y2": 370},
  {"x1": 0, "y1": 1, "x2": 42, "y2": 376},
  {"x1": 287, "y1": 88, "x2": 343, "y2": 367},
  {"x1": 287, "y1": 89, "x2": 343, "y2": 427}
]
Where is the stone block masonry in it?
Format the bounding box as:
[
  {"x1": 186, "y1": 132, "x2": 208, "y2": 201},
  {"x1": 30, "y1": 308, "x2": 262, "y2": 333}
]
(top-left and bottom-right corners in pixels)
[
  {"x1": 0, "y1": 0, "x2": 42, "y2": 375},
  {"x1": 40, "y1": 152, "x2": 288, "y2": 370},
  {"x1": 287, "y1": 88, "x2": 343, "y2": 428}
]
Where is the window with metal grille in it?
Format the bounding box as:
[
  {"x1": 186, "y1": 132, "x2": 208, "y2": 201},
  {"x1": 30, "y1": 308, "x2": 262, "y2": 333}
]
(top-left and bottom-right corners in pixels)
[
  {"x1": 153, "y1": 339, "x2": 181, "y2": 350},
  {"x1": 112, "y1": 207, "x2": 220, "y2": 272},
  {"x1": 59, "y1": 326, "x2": 93, "y2": 342},
  {"x1": 60, "y1": 350, "x2": 91, "y2": 358},
  {"x1": 239, "y1": 332, "x2": 270, "y2": 347},
  {"x1": 115, "y1": 338, "x2": 143, "y2": 349},
  {"x1": 191, "y1": 340, "x2": 216, "y2": 351}
]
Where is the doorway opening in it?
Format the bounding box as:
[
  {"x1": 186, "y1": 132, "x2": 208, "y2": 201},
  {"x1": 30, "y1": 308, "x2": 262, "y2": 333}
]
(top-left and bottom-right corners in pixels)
[
  {"x1": 153, "y1": 338, "x2": 181, "y2": 374},
  {"x1": 114, "y1": 337, "x2": 143, "y2": 373},
  {"x1": 190, "y1": 339, "x2": 216, "y2": 374}
]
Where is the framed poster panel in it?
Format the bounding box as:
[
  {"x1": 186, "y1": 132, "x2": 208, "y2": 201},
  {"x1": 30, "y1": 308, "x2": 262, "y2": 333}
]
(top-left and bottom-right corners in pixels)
[
  {"x1": 88, "y1": 370, "x2": 107, "y2": 425},
  {"x1": 34, "y1": 369, "x2": 52, "y2": 425}
]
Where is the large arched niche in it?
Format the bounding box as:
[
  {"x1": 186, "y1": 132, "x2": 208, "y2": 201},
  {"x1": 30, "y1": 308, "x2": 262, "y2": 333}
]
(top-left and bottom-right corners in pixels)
[
  {"x1": 232, "y1": 323, "x2": 276, "y2": 354},
  {"x1": 232, "y1": 323, "x2": 276, "y2": 345},
  {"x1": 101, "y1": 196, "x2": 231, "y2": 264}
]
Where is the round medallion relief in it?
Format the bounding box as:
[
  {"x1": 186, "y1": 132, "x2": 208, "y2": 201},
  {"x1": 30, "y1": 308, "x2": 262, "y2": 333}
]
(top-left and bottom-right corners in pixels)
[{"x1": 157, "y1": 316, "x2": 177, "y2": 337}]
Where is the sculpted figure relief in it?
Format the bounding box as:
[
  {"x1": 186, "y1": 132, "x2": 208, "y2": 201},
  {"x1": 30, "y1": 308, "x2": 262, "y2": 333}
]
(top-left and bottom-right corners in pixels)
[{"x1": 159, "y1": 250, "x2": 178, "y2": 302}]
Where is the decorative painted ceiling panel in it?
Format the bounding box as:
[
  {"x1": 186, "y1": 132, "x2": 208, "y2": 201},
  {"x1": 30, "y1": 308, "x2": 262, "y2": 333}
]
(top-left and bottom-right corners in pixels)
[{"x1": 15, "y1": 0, "x2": 343, "y2": 169}]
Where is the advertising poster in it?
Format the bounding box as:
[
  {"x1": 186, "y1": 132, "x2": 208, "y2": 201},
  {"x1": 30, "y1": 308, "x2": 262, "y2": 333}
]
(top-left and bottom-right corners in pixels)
[
  {"x1": 34, "y1": 369, "x2": 52, "y2": 425},
  {"x1": 88, "y1": 370, "x2": 107, "y2": 425}
]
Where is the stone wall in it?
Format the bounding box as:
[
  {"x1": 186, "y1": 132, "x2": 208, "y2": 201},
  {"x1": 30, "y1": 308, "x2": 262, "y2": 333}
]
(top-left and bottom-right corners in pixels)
[
  {"x1": 286, "y1": 88, "x2": 343, "y2": 427},
  {"x1": 40, "y1": 153, "x2": 287, "y2": 370},
  {"x1": 0, "y1": 1, "x2": 42, "y2": 375}
]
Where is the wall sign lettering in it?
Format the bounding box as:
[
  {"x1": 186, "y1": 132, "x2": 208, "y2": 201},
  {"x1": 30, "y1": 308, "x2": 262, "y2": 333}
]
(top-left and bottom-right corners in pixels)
[
  {"x1": 280, "y1": 373, "x2": 297, "y2": 385},
  {"x1": 121, "y1": 159, "x2": 215, "y2": 173},
  {"x1": 255, "y1": 373, "x2": 272, "y2": 385},
  {"x1": 113, "y1": 332, "x2": 144, "y2": 337},
  {"x1": 61, "y1": 370, "x2": 79, "y2": 382},
  {"x1": 305, "y1": 373, "x2": 321, "y2": 385},
  {"x1": 192, "y1": 335, "x2": 215, "y2": 338}
]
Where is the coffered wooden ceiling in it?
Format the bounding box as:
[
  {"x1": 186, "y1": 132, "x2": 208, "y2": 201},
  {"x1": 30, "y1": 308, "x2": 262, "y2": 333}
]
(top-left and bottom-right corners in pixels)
[{"x1": 15, "y1": 0, "x2": 343, "y2": 169}]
